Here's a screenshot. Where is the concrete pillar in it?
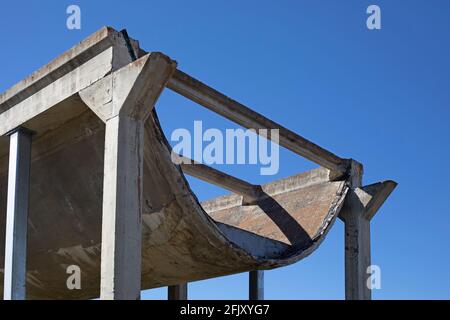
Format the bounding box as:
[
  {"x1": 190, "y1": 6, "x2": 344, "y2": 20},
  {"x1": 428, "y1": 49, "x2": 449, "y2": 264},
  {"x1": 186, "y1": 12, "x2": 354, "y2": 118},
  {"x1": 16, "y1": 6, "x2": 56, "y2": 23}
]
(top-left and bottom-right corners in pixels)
[
  {"x1": 249, "y1": 270, "x2": 264, "y2": 300},
  {"x1": 3, "y1": 127, "x2": 33, "y2": 300},
  {"x1": 343, "y1": 206, "x2": 371, "y2": 300},
  {"x1": 168, "y1": 283, "x2": 188, "y2": 300},
  {"x1": 79, "y1": 52, "x2": 176, "y2": 300},
  {"x1": 100, "y1": 116, "x2": 144, "y2": 300},
  {"x1": 340, "y1": 160, "x2": 371, "y2": 300}
]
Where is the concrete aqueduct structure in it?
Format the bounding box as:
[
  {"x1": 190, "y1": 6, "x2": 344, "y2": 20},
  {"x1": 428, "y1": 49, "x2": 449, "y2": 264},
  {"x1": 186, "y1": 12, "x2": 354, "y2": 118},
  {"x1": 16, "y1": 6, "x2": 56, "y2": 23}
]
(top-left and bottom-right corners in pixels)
[{"x1": 0, "y1": 27, "x2": 396, "y2": 300}]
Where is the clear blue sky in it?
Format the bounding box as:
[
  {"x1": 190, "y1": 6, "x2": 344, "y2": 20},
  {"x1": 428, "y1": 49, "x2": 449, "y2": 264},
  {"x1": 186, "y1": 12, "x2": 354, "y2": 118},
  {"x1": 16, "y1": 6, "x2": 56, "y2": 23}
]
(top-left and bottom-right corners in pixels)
[{"x1": 1, "y1": 1, "x2": 449, "y2": 300}]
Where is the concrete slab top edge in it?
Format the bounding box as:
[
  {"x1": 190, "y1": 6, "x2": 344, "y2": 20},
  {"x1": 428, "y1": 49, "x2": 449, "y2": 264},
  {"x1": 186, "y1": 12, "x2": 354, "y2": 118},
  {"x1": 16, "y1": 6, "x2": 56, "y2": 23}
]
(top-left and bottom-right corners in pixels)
[{"x1": 0, "y1": 27, "x2": 137, "y2": 113}]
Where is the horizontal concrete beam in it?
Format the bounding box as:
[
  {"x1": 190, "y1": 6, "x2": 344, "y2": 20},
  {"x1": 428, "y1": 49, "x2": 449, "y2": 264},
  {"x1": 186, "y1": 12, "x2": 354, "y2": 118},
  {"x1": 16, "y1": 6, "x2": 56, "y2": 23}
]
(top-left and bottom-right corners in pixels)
[
  {"x1": 167, "y1": 70, "x2": 348, "y2": 177},
  {"x1": 174, "y1": 154, "x2": 262, "y2": 204}
]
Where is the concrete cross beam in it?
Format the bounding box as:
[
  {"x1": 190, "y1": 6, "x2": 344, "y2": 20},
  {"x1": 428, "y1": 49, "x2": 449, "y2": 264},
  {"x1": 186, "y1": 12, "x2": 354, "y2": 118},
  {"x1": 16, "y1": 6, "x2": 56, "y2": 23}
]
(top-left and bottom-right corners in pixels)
[
  {"x1": 166, "y1": 69, "x2": 349, "y2": 179},
  {"x1": 174, "y1": 154, "x2": 263, "y2": 205}
]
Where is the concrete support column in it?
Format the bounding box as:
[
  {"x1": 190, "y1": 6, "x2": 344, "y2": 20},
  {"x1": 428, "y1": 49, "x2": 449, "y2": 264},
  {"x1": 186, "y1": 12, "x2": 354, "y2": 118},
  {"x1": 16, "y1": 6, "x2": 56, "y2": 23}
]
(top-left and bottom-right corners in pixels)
[
  {"x1": 79, "y1": 51, "x2": 176, "y2": 300},
  {"x1": 342, "y1": 201, "x2": 371, "y2": 300},
  {"x1": 249, "y1": 270, "x2": 264, "y2": 300},
  {"x1": 4, "y1": 127, "x2": 33, "y2": 300},
  {"x1": 168, "y1": 283, "x2": 188, "y2": 300},
  {"x1": 100, "y1": 116, "x2": 144, "y2": 300},
  {"x1": 340, "y1": 160, "x2": 371, "y2": 300}
]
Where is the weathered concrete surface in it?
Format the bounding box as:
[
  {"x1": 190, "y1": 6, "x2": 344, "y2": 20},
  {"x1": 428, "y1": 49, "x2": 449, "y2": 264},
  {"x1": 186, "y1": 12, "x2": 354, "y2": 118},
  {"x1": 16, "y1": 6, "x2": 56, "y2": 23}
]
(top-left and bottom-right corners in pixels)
[
  {"x1": 0, "y1": 27, "x2": 139, "y2": 136},
  {"x1": 249, "y1": 270, "x2": 264, "y2": 300},
  {"x1": 168, "y1": 283, "x2": 188, "y2": 300},
  {"x1": 167, "y1": 70, "x2": 349, "y2": 178},
  {"x1": 3, "y1": 128, "x2": 32, "y2": 300},
  {"x1": 0, "y1": 27, "x2": 395, "y2": 300},
  {"x1": 0, "y1": 105, "x2": 348, "y2": 299},
  {"x1": 339, "y1": 169, "x2": 397, "y2": 300}
]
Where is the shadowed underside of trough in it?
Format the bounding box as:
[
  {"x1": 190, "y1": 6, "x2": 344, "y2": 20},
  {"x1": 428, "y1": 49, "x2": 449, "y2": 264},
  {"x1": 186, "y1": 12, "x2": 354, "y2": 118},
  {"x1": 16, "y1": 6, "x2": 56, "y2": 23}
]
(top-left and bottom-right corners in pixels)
[
  {"x1": 0, "y1": 27, "x2": 396, "y2": 300},
  {"x1": 0, "y1": 103, "x2": 348, "y2": 299}
]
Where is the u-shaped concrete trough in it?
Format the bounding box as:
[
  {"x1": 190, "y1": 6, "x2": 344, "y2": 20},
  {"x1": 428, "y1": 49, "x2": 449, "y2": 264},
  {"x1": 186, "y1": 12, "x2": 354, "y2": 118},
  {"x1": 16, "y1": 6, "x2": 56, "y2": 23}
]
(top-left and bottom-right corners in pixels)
[
  {"x1": 0, "y1": 100, "x2": 348, "y2": 298},
  {"x1": 0, "y1": 27, "x2": 394, "y2": 299}
]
